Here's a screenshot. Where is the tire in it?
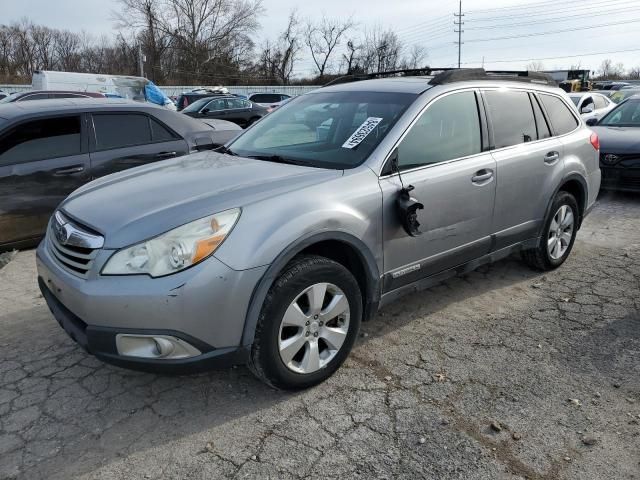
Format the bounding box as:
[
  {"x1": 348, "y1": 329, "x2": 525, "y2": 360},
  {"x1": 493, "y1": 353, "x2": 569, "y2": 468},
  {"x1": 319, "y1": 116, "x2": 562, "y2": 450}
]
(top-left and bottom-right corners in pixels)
[
  {"x1": 248, "y1": 255, "x2": 362, "y2": 390},
  {"x1": 521, "y1": 191, "x2": 579, "y2": 271}
]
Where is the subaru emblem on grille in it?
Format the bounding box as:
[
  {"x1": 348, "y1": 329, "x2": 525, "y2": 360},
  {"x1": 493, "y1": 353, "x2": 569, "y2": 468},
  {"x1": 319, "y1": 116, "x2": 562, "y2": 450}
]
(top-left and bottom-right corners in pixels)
[{"x1": 50, "y1": 211, "x2": 105, "y2": 249}]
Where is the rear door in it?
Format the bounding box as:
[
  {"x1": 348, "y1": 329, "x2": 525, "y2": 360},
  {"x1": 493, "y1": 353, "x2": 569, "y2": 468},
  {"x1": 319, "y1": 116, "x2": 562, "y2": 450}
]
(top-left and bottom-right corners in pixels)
[
  {"x1": 89, "y1": 112, "x2": 189, "y2": 178},
  {"x1": 483, "y1": 89, "x2": 565, "y2": 248},
  {"x1": 0, "y1": 114, "x2": 90, "y2": 246},
  {"x1": 380, "y1": 89, "x2": 497, "y2": 291},
  {"x1": 224, "y1": 98, "x2": 252, "y2": 126}
]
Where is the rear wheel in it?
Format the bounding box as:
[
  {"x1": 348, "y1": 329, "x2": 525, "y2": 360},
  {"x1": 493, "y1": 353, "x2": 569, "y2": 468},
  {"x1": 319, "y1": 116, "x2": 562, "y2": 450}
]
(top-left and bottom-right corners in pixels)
[
  {"x1": 248, "y1": 255, "x2": 362, "y2": 390},
  {"x1": 246, "y1": 116, "x2": 260, "y2": 127},
  {"x1": 521, "y1": 191, "x2": 579, "y2": 271}
]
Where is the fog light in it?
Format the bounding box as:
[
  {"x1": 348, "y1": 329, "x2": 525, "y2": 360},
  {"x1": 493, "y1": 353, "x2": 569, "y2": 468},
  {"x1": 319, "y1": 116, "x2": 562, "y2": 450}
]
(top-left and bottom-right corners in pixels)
[{"x1": 116, "y1": 334, "x2": 201, "y2": 359}]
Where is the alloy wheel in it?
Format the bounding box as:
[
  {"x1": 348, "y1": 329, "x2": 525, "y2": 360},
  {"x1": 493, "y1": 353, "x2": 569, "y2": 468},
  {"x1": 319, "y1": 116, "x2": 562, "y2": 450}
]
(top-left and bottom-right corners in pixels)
[
  {"x1": 547, "y1": 205, "x2": 574, "y2": 260},
  {"x1": 278, "y1": 282, "x2": 350, "y2": 374}
]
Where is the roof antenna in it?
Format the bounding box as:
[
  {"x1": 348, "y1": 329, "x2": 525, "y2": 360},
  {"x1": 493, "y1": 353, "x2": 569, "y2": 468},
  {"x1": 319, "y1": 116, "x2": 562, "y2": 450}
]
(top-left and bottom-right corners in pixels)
[{"x1": 391, "y1": 150, "x2": 424, "y2": 237}]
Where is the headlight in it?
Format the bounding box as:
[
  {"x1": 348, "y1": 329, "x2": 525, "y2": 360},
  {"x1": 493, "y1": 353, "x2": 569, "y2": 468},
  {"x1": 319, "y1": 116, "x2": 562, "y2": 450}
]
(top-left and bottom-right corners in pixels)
[{"x1": 102, "y1": 209, "x2": 240, "y2": 277}]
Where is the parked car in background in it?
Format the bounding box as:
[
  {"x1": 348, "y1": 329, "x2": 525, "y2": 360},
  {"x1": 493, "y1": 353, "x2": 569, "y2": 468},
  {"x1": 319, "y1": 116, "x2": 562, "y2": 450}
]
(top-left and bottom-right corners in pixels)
[
  {"x1": 604, "y1": 82, "x2": 630, "y2": 91},
  {"x1": 176, "y1": 88, "x2": 230, "y2": 111},
  {"x1": 609, "y1": 88, "x2": 640, "y2": 104},
  {"x1": 0, "y1": 98, "x2": 230, "y2": 251},
  {"x1": 197, "y1": 118, "x2": 243, "y2": 145},
  {"x1": 182, "y1": 95, "x2": 269, "y2": 127},
  {"x1": 36, "y1": 69, "x2": 599, "y2": 390},
  {"x1": 588, "y1": 96, "x2": 640, "y2": 192},
  {"x1": 568, "y1": 92, "x2": 615, "y2": 121},
  {"x1": 0, "y1": 90, "x2": 105, "y2": 103},
  {"x1": 248, "y1": 93, "x2": 291, "y2": 109}
]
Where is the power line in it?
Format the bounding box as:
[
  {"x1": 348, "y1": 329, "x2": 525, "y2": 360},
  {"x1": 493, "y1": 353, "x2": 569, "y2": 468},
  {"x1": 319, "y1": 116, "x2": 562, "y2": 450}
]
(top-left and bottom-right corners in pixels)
[
  {"x1": 461, "y1": 47, "x2": 640, "y2": 65},
  {"x1": 466, "y1": 17, "x2": 640, "y2": 43},
  {"x1": 465, "y1": 6, "x2": 634, "y2": 30},
  {"x1": 468, "y1": 0, "x2": 637, "y2": 22},
  {"x1": 467, "y1": 0, "x2": 612, "y2": 14}
]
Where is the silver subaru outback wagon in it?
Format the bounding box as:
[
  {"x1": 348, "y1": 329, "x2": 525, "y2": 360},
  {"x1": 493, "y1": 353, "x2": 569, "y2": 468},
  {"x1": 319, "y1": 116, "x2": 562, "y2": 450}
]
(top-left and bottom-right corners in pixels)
[{"x1": 37, "y1": 69, "x2": 601, "y2": 390}]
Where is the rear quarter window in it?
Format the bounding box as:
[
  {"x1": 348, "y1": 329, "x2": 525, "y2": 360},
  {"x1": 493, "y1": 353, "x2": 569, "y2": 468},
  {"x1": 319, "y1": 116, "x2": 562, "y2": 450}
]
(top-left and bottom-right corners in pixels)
[{"x1": 539, "y1": 94, "x2": 579, "y2": 135}]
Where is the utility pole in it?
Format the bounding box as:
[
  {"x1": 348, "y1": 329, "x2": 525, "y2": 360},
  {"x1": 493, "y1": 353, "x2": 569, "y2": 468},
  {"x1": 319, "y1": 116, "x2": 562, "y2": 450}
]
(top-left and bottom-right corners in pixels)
[
  {"x1": 454, "y1": 0, "x2": 464, "y2": 68},
  {"x1": 138, "y1": 44, "x2": 145, "y2": 77}
]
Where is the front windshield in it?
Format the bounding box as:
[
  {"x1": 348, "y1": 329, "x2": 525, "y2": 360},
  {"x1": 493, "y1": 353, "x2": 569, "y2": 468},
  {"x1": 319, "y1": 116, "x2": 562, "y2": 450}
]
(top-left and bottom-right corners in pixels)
[
  {"x1": 183, "y1": 97, "x2": 212, "y2": 113},
  {"x1": 228, "y1": 90, "x2": 416, "y2": 169},
  {"x1": 599, "y1": 99, "x2": 640, "y2": 127}
]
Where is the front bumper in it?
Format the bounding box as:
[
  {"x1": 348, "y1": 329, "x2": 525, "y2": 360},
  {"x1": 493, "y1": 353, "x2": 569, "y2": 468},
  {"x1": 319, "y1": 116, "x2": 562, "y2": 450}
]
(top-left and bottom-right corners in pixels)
[
  {"x1": 600, "y1": 164, "x2": 640, "y2": 192},
  {"x1": 37, "y1": 239, "x2": 267, "y2": 373}
]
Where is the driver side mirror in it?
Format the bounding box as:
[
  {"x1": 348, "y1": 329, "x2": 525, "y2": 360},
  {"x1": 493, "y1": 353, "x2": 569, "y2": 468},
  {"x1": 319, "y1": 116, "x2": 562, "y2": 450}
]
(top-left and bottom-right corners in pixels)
[
  {"x1": 581, "y1": 103, "x2": 595, "y2": 114},
  {"x1": 585, "y1": 118, "x2": 598, "y2": 126},
  {"x1": 202, "y1": 108, "x2": 210, "y2": 114}
]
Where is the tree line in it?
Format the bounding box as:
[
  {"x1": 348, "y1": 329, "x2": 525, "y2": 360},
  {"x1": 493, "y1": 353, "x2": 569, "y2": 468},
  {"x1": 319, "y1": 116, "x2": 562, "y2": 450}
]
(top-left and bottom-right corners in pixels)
[{"x1": 0, "y1": 0, "x2": 427, "y2": 86}]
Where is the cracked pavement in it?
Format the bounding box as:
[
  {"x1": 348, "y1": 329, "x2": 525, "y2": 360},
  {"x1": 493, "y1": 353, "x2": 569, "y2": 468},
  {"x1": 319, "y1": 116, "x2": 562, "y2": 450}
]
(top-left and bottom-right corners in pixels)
[{"x1": 1, "y1": 191, "x2": 639, "y2": 479}]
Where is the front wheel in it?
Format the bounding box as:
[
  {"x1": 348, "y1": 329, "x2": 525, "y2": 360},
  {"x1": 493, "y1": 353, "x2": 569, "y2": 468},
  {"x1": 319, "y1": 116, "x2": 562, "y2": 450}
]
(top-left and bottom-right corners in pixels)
[
  {"x1": 521, "y1": 191, "x2": 579, "y2": 271},
  {"x1": 248, "y1": 255, "x2": 362, "y2": 390}
]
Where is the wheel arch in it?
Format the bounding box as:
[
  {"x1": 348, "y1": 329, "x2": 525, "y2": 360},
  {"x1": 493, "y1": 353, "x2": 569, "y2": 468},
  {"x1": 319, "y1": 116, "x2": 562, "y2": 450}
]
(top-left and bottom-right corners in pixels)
[
  {"x1": 542, "y1": 173, "x2": 588, "y2": 234},
  {"x1": 240, "y1": 231, "x2": 381, "y2": 348}
]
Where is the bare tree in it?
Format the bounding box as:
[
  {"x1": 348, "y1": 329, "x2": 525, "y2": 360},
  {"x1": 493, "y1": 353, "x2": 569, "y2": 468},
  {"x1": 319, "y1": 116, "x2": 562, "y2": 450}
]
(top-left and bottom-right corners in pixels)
[
  {"x1": 342, "y1": 39, "x2": 361, "y2": 75},
  {"x1": 406, "y1": 44, "x2": 427, "y2": 69},
  {"x1": 304, "y1": 15, "x2": 354, "y2": 78},
  {"x1": 258, "y1": 10, "x2": 301, "y2": 84},
  {"x1": 598, "y1": 58, "x2": 624, "y2": 79},
  {"x1": 628, "y1": 66, "x2": 640, "y2": 80},
  {"x1": 526, "y1": 61, "x2": 545, "y2": 72}
]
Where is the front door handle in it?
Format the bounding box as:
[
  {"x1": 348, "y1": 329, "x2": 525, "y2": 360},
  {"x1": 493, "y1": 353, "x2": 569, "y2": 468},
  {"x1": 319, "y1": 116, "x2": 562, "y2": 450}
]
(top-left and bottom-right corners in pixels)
[
  {"x1": 53, "y1": 165, "x2": 85, "y2": 176},
  {"x1": 156, "y1": 151, "x2": 177, "y2": 159},
  {"x1": 471, "y1": 169, "x2": 494, "y2": 184},
  {"x1": 544, "y1": 151, "x2": 560, "y2": 164}
]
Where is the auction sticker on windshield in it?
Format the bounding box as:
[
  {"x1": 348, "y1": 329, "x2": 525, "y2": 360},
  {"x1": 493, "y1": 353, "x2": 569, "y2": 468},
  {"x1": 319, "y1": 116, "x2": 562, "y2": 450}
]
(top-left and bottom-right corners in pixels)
[{"x1": 342, "y1": 117, "x2": 383, "y2": 149}]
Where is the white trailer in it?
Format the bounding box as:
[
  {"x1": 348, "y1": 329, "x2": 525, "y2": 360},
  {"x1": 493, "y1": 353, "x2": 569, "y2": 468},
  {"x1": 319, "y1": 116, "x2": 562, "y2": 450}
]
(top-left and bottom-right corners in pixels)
[{"x1": 32, "y1": 70, "x2": 148, "y2": 100}]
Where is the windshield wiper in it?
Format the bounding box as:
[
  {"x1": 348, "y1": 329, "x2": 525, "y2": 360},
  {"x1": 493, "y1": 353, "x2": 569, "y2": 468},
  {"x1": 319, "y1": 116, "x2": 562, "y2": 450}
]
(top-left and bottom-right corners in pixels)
[
  {"x1": 215, "y1": 145, "x2": 238, "y2": 156},
  {"x1": 246, "y1": 154, "x2": 312, "y2": 167}
]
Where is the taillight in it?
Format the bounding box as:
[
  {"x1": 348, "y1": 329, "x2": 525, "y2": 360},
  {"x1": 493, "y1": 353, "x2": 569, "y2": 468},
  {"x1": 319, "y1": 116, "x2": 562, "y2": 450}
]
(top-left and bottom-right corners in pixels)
[{"x1": 590, "y1": 132, "x2": 600, "y2": 150}]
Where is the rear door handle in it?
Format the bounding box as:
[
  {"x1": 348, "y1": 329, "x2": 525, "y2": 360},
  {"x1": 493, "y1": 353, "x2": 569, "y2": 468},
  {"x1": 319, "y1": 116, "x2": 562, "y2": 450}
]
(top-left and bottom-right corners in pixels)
[
  {"x1": 544, "y1": 151, "x2": 560, "y2": 164},
  {"x1": 471, "y1": 169, "x2": 494, "y2": 184},
  {"x1": 156, "y1": 151, "x2": 177, "y2": 159},
  {"x1": 53, "y1": 165, "x2": 85, "y2": 176}
]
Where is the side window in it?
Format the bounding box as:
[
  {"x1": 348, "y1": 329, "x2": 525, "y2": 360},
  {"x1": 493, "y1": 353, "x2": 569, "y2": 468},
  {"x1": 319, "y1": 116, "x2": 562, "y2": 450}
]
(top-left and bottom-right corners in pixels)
[
  {"x1": 594, "y1": 95, "x2": 607, "y2": 109},
  {"x1": 150, "y1": 118, "x2": 178, "y2": 142},
  {"x1": 227, "y1": 98, "x2": 246, "y2": 109},
  {"x1": 0, "y1": 116, "x2": 82, "y2": 166},
  {"x1": 484, "y1": 90, "x2": 537, "y2": 148},
  {"x1": 206, "y1": 98, "x2": 227, "y2": 111},
  {"x1": 539, "y1": 94, "x2": 579, "y2": 135},
  {"x1": 396, "y1": 91, "x2": 482, "y2": 170},
  {"x1": 93, "y1": 114, "x2": 151, "y2": 150},
  {"x1": 531, "y1": 94, "x2": 551, "y2": 139},
  {"x1": 17, "y1": 93, "x2": 49, "y2": 102}
]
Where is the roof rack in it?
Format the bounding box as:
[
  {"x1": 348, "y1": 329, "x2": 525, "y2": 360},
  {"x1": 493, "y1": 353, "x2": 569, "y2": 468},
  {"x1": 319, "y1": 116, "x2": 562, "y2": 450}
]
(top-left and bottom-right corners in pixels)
[{"x1": 323, "y1": 67, "x2": 557, "y2": 88}]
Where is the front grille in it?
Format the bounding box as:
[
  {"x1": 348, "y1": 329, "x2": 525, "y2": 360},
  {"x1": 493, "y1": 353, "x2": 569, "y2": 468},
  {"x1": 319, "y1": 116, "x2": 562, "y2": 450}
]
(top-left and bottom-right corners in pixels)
[{"x1": 47, "y1": 213, "x2": 103, "y2": 278}]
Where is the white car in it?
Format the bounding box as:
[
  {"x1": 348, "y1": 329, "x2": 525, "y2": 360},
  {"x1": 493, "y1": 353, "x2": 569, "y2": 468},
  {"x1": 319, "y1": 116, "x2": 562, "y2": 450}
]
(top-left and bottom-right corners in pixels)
[
  {"x1": 569, "y1": 92, "x2": 615, "y2": 121},
  {"x1": 248, "y1": 93, "x2": 291, "y2": 109}
]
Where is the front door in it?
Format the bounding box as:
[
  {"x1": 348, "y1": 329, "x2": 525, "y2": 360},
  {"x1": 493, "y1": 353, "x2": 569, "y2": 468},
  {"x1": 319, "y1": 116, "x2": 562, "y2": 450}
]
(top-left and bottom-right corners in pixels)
[
  {"x1": 0, "y1": 114, "x2": 90, "y2": 246},
  {"x1": 380, "y1": 90, "x2": 496, "y2": 292}
]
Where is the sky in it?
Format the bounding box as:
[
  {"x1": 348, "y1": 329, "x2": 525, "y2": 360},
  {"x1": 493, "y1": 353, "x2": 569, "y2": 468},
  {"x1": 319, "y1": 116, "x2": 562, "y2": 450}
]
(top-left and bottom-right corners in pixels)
[{"x1": 4, "y1": 0, "x2": 640, "y2": 78}]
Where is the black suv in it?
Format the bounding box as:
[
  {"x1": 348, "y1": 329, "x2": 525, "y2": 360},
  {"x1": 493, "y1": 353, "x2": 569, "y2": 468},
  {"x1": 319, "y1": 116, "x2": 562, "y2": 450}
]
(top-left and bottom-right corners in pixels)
[{"x1": 0, "y1": 98, "x2": 234, "y2": 250}]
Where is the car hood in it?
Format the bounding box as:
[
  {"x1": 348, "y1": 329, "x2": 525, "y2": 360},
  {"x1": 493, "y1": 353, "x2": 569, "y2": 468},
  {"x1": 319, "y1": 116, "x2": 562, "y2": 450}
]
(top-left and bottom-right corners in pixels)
[
  {"x1": 60, "y1": 151, "x2": 342, "y2": 248},
  {"x1": 592, "y1": 126, "x2": 640, "y2": 153}
]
